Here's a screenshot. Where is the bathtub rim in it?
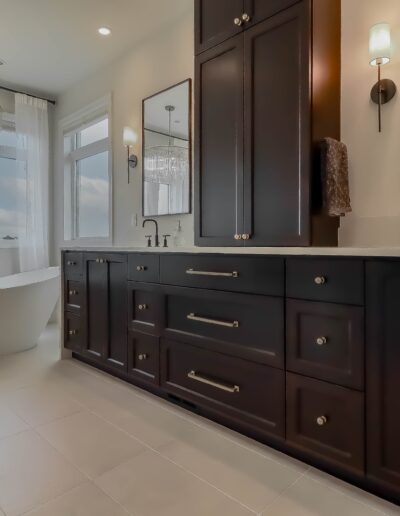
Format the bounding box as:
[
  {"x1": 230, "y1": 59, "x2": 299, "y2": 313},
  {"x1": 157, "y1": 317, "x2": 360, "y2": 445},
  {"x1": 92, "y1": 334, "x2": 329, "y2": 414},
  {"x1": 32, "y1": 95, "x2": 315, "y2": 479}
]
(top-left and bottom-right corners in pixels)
[{"x1": 0, "y1": 266, "x2": 60, "y2": 291}]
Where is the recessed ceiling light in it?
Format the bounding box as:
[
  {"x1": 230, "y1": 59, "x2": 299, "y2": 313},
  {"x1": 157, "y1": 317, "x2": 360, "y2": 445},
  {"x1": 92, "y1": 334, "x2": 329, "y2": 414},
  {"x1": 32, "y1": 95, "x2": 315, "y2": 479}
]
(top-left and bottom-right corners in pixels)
[{"x1": 98, "y1": 27, "x2": 111, "y2": 36}]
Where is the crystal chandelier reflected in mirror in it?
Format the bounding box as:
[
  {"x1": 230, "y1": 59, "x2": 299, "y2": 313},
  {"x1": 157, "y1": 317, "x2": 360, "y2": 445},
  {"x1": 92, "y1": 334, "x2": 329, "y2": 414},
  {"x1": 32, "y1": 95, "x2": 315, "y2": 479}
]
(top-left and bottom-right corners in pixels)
[{"x1": 144, "y1": 105, "x2": 189, "y2": 185}]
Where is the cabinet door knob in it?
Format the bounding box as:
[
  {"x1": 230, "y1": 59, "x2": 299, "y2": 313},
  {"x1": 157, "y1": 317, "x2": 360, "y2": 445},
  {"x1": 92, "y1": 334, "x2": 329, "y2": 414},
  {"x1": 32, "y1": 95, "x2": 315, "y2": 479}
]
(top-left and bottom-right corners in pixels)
[
  {"x1": 242, "y1": 13, "x2": 251, "y2": 22},
  {"x1": 316, "y1": 415, "x2": 328, "y2": 427},
  {"x1": 234, "y1": 234, "x2": 242, "y2": 240},
  {"x1": 67, "y1": 261, "x2": 76, "y2": 266},
  {"x1": 234, "y1": 17, "x2": 243, "y2": 26},
  {"x1": 242, "y1": 234, "x2": 251, "y2": 240},
  {"x1": 314, "y1": 276, "x2": 326, "y2": 285},
  {"x1": 138, "y1": 304, "x2": 148, "y2": 311},
  {"x1": 138, "y1": 354, "x2": 148, "y2": 361},
  {"x1": 69, "y1": 290, "x2": 78, "y2": 296},
  {"x1": 316, "y1": 336, "x2": 327, "y2": 346},
  {"x1": 136, "y1": 265, "x2": 146, "y2": 272},
  {"x1": 68, "y1": 330, "x2": 78, "y2": 336}
]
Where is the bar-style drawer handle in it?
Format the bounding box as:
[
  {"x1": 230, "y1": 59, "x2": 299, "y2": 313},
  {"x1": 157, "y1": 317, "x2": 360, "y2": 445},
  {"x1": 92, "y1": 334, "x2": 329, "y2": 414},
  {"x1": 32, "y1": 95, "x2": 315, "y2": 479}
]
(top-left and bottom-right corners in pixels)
[
  {"x1": 188, "y1": 371, "x2": 240, "y2": 393},
  {"x1": 186, "y1": 268, "x2": 239, "y2": 278},
  {"x1": 68, "y1": 330, "x2": 78, "y2": 336},
  {"x1": 187, "y1": 313, "x2": 239, "y2": 328}
]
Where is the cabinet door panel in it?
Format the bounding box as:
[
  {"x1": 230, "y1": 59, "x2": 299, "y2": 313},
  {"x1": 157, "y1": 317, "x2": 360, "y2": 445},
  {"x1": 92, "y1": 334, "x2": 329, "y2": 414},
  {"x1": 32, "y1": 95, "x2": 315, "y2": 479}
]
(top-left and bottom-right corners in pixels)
[
  {"x1": 84, "y1": 256, "x2": 108, "y2": 360},
  {"x1": 244, "y1": 0, "x2": 300, "y2": 27},
  {"x1": 195, "y1": 0, "x2": 244, "y2": 54},
  {"x1": 195, "y1": 36, "x2": 244, "y2": 247},
  {"x1": 106, "y1": 256, "x2": 128, "y2": 371},
  {"x1": 244, "y1": 4, "x2": 310, "y2": 245},
  {"x1": 366, "y1": 261, "x2": 400, "y2": 491}
]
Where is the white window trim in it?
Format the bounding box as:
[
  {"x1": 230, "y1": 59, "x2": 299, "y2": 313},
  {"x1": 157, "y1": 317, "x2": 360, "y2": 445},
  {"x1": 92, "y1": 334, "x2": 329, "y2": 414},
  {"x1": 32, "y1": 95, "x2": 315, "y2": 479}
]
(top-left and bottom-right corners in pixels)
[
  {"x1": 59, "y1": 94, "x2": 113, "y2": 247},
  {"x1": 0, "y1": 115, "x2": 19, "y2": 249}
]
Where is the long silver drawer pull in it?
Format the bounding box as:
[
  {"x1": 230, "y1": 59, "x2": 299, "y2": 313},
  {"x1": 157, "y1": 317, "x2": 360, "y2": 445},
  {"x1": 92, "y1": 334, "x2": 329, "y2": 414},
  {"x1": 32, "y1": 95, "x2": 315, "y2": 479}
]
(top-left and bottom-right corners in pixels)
[
  {"x1": 188, "y1": 371, "x2": 240, "y2": 393},
  {"x1": 187, "y1": 313, "x2": 239, "y2": 328},
  {"x1": 186, "y1": 269, "x2": 239, "y2": 278}
]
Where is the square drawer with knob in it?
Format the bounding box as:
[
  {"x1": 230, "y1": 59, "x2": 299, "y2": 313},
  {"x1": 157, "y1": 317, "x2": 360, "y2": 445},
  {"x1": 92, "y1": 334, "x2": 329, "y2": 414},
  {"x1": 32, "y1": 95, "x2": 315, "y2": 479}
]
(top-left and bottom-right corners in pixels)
[
  {"x1": 63, "y1": 252, "x2": 83, "y2": 279},
  {"x1": 128, "y1": 283, "x2": 163, "y2": 336},
  {"x1": 64, "y1": 280, "x2": 83, "y2": 315},
  {"x1": 286, "y1": 300, "x2": 365, "y2": 390},
  {"x1": 286, "y1": 258, "x2": 364, "y2": 305},
  {"x1": 128, "y1": 254, "x2": 160, "y2": 283},
  {"x1": 64, "y1": 312, "x2": 83, "y2": 353},
  {"x1": 286, "y1": 373, "x2": 365, "y2": 474},
  {"x1": 161, "y1": 339, "x2": 285, "y2": 439},
  {"x1": 128, "y1": 332, "x2": 159, "y2": 386}
]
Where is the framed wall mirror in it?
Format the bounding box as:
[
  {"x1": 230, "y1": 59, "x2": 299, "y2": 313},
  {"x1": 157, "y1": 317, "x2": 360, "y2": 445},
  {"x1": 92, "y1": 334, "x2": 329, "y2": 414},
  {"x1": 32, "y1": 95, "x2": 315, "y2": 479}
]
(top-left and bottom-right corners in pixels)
[{"x1": 142, "y1": 79, "x2": 192, "y2": 217}]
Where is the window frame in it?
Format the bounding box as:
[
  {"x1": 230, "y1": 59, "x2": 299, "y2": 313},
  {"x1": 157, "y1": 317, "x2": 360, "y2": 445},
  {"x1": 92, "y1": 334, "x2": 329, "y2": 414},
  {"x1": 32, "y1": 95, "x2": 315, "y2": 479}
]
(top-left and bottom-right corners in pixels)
[{"x1": 59, "y1": 95, "x2": 113, "y2": 246}]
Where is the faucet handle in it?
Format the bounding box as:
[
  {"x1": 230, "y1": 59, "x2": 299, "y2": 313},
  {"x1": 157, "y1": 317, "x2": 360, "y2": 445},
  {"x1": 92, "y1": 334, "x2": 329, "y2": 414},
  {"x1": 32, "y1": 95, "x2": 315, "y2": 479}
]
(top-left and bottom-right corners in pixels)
[
  {"x1": 145, "y1": 235, "x2": 152, "y2": 248},
  {"x1": 162, "y1": 235, "x2": 171, "y2": 248}
]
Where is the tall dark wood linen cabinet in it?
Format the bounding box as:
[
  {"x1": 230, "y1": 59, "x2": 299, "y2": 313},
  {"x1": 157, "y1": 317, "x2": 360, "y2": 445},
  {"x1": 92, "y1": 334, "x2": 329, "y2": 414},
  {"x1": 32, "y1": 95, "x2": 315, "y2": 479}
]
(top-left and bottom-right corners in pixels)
[{"x1": 194, "y1": 0, "x2": 341, "y2": 246}]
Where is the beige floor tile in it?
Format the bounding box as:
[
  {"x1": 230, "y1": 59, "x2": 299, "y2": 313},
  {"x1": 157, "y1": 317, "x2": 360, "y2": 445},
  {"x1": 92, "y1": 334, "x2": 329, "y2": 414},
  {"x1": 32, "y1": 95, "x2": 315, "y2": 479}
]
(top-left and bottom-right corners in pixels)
[
  {"x1": 306, "y1": 467, "x2": 400, "y2": 516},
  {"x1": 5, "y1": 384, "x2": 83, "y2": 427},
  {"x1": 159, "y1": 429, "x2": 305, "y2": 513},
  {"x1": 96, "y1": 448, "x2": 255, "y2": 516},
  {"x1": 261, "y1": 475, "x2": 390, "y2": 516},
  {"x1": 0, "y1": 430, "x2": 85, "y2": 516},
  {"x1": 24, "y1": 481, "x2": 130, "y2": 516},
  {"x1": 0, "y1": 402, "x2": 29, "y2": 439},
  {"x1": 37, "y1": 411, "x2": 145, "y2": 479}
]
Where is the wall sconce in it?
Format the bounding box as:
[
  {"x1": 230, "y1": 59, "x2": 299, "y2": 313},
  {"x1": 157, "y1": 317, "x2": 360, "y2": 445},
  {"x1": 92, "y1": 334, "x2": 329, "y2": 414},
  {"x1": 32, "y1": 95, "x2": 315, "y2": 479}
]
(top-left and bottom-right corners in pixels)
[
  {"x1": 369, "y1": 23, "x2": 397, "y2": 132},
  {"x1": 123, "y1": 126, "x2": 138, "y2": 184}
]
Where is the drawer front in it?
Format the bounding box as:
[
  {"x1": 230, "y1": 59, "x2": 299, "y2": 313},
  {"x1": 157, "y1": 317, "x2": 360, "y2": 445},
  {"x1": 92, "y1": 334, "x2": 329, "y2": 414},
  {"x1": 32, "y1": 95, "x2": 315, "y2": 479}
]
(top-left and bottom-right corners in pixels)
[
  {"x1": 128, "y1": 332, "x2": 159, "y2": 385},
  {"x1": 287, "y1": 373, "x2": 365, "y2": 474},
  {"x1": 160, "y1": 255, "x2": 284, "y2": 296},
  {"x1": 128, "y1": 283, "x2": 163, "y2": 336},
  {"x1": 286, "y1": 300, "x2": 364, "y2": 390},
  {"x1": 164, "y1": 287, "x2": 284, "y2": 368},
  {"x1": 128, "y1": 254, "x2": 160, "y2": 283},
  {"x1": 64, "y1": 279, "x2": 83, "y2": 314},
  {"x1": 161, "y1": 339, "x2": 285, "y2": 438},
  {"x1": 64, "y1": 252, "x2": 83, "y2": 279},
  {"x1": 286, "y1": 258, "x2": 364, "y2": 305},
  {"x1": 64, "y1": 313, "x2": 83, "y2": 353}
]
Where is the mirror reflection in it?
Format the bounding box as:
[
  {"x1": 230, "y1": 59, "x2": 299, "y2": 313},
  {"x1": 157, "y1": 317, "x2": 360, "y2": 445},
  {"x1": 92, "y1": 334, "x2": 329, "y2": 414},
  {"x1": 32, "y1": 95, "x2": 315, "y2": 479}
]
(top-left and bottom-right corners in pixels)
[{"x1": 143, "y1": 79, "x2": 191, "y2": 217}]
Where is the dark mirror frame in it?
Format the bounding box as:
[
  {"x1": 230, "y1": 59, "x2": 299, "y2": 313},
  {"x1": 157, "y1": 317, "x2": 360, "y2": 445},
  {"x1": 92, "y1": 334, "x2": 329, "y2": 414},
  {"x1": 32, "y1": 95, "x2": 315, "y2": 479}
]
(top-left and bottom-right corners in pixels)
[{"x1": 142, "y1": 78, "x2": 192, "y2": 217}]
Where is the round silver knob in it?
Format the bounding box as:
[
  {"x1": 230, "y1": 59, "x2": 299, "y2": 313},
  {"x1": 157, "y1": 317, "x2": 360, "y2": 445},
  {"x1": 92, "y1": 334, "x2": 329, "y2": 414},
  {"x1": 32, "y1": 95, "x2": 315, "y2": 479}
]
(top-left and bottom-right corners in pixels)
[
  {"x1": 234, "y1": 17, "x2": 243, "y2": 26},
  {"x1": 138, "y1": 354, "x2": 148, "y2": 361},
  {"x1": 68, "y1": 330, "x2": 77, "y2": 336},
  {"x1": 316, "y1": 415, "x2": 328, "y2": 427},
  {"x1": 136, "y1": 265, "x2": 146, "y2": 272},
  {"x1": 138, "y1": 304, "x2": 148, "y2": 311},
  {"x1": 316, "y1": 336, "x2": 327, "y2": 346},
  {"x1": 67, "y1": 261, "x2": 76, "y2": 266},
  {"x1": 242, "y1": 234, "x2": 251, "y2": 240},
  {"x1": 314, "y1": 276, "x2": 326, "y2": 286},
  {"x1": 69, "y1": 290, "x2": 78, "y2": 296},
  {"x1": 234, "y1": 234, "x2": 242, "y2": 240},
  {"x1": 242, "y1": 13, "x2": 251, "y2": 22}
]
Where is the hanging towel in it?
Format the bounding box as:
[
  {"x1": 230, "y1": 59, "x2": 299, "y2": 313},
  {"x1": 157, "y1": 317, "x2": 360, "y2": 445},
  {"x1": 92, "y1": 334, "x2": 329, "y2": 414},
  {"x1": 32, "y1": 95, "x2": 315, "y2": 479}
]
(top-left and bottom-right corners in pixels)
[{"x1": 320, "y1": 137, "x2": 352, "y2": 217}]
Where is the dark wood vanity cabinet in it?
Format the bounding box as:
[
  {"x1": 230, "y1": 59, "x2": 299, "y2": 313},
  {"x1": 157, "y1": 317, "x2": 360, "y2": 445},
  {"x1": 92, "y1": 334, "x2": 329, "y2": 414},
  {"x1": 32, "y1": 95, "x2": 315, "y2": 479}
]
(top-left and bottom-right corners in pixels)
[
  {"x1": 366, "y1": 261, "x2": 400, "y2": 493},
  {"x1": 62, "y1": 250, "x2": 400, "y2": 506},
  {"x1": 195, "y1": 0, "x2": 341, "y2": 247}
]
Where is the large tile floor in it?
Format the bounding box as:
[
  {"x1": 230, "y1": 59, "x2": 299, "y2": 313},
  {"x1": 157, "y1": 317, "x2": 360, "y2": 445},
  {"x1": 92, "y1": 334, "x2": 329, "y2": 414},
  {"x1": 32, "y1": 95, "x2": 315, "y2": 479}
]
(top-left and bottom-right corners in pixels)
[{"x1": 0, "y1": 325, "x2": 399, "y2": 516}]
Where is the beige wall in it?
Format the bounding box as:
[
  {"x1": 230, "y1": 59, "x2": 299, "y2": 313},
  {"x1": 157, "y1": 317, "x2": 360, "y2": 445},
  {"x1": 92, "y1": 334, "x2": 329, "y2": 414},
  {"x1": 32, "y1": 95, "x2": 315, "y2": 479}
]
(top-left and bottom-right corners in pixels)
[
  {"x1": 340, "y1": 0, "x2": 400, "y2": 246},
  {"x1": 54, "y1": 8, "x2": 194, "y2": 255}
]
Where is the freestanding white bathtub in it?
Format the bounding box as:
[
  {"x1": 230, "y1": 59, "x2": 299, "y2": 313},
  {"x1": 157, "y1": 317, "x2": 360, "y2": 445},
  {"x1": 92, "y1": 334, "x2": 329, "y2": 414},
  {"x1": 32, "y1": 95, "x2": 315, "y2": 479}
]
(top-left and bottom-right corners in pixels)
[{"x1": 0, "y1": 267, "x2": 60, "y2": 355}]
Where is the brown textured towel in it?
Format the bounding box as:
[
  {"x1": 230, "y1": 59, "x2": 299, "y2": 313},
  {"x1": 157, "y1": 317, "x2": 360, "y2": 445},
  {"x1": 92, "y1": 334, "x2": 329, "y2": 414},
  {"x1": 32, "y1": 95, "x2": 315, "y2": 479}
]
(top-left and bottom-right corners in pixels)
[{"x1": 321, "y1": 138, "x2": 352, "y2": 217}]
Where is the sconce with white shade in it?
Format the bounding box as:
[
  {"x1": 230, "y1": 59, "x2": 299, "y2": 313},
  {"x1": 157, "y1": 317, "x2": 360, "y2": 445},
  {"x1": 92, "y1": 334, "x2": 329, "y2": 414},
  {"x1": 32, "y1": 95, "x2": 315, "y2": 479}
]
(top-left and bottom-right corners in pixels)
[
  {"x1": 123, "y1": 126, "x2": 138, "y2": 183},
  {"x1": 369, "y1": 23, "x2": 397, "y2": 132}
]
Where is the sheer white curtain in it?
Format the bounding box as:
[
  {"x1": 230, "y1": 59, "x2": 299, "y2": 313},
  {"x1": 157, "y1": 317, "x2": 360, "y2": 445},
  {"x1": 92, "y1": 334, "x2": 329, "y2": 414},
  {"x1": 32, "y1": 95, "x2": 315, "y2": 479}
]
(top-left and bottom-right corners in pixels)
[{"x1": 15, "y1": 94, "x2": 49, "y2": 272}]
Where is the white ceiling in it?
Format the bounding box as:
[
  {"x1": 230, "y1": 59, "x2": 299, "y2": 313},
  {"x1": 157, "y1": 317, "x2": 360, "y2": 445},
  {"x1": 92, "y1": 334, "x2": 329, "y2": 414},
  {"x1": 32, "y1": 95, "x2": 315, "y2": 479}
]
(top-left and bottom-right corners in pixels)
[{"x1": 0, "y1": 0, "x2": 191, "y2": 99}]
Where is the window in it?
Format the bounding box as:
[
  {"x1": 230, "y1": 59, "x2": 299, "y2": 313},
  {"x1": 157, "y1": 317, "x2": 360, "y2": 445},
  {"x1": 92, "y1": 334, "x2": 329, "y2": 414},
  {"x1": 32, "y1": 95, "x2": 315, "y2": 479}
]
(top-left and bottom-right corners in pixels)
[
  {"x1": 0, "y1": 113, "x2": 25, "y2": 243},
  {"x1": 62, "y1": 96, "x2": 112, "y2": 243}
]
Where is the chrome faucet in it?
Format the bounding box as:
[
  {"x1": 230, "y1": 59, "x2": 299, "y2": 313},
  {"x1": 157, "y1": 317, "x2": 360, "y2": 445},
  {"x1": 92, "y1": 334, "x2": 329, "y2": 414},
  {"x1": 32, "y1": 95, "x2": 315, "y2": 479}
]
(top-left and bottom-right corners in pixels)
[{"x1": 142, "y1": 219, "x2": 159, "y2": 247}]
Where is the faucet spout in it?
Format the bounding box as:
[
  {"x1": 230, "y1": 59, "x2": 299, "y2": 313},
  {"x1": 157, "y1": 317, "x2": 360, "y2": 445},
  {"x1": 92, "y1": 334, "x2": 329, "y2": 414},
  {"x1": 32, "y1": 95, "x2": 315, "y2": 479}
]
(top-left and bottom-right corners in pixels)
[{"x1": 142, "y1": 219, "x2": 159, "y2": 247}]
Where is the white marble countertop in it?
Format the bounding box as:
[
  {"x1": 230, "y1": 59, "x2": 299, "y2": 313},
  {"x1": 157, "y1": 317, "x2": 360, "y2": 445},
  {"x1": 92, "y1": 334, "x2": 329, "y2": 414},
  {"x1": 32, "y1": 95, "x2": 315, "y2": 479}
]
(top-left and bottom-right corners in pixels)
[{"x1": 60, "y1": 245, "x2": 400, "y2": 257}]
